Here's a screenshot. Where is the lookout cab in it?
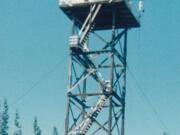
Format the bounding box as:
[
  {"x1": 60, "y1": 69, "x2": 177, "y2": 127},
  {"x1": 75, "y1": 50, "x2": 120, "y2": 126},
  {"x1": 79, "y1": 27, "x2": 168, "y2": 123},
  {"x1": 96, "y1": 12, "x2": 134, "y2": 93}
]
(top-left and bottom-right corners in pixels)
[{"x1": 59, "y1": 0, "x2": 141, "y2": 30}]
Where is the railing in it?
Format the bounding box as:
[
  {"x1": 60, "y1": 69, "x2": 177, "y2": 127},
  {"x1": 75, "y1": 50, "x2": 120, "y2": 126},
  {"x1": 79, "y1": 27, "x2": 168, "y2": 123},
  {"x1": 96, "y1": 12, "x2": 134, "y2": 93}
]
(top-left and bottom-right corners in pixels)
[{"x1": 59, "y1": 0, "x2": 143, "y2": 20}]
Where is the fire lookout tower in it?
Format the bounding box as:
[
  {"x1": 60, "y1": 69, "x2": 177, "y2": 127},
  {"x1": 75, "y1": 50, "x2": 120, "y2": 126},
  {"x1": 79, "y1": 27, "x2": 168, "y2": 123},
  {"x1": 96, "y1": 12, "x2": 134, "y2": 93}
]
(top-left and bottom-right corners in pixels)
[{"x1": 59, "y1": 0, "x2": 142, "y2": 134}]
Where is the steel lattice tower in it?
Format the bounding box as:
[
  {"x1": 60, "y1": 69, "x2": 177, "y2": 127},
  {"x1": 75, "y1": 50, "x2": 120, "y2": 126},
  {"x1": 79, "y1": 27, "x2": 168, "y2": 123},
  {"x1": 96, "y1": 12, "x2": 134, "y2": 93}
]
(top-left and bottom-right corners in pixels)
[{"x1": 59, "y1": 0, "x2": 141, "y2": 134}]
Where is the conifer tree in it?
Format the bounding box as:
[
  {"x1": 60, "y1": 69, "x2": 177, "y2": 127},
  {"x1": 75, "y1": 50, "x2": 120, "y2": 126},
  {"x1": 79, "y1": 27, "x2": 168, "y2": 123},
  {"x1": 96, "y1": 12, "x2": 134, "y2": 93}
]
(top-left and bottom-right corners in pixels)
[
  {"x1": 0, "y1": 99, "x2": 9, "y2": 135},
  {"x1": 52, "y1": 127, "x2": 58, "y2": 135},
  {"x1": 33, "y1": 117, "x2": 41, "y2": 135},
  {"x1": 13, "y1": 110, "x2": 22, "y2": 135},
  {"x1": 0, "y1": 103, "x2": 2, "y2": 135}
]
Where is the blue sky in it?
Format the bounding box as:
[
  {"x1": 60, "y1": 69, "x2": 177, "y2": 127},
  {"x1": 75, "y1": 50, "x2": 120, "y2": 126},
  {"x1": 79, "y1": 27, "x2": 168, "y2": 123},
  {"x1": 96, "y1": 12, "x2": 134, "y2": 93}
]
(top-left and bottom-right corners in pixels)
[{"x1": 0, "y1": 0, "x2": 180, "y2": 135}]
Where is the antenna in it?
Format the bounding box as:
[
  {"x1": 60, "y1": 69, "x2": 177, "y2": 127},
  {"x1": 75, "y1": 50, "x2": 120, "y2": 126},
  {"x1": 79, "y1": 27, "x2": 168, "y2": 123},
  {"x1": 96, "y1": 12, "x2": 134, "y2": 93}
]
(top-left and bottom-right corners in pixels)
[{"x1": 138, "y1": 0, "x2": 145, "y2": 12}]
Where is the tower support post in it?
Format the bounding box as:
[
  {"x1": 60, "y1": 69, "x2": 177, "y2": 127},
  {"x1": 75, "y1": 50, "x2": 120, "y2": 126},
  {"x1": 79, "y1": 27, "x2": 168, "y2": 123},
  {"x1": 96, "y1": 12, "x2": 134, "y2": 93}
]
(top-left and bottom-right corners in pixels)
[{"x1": 64, "y1": 20, "x2": 129, "y2": 134}]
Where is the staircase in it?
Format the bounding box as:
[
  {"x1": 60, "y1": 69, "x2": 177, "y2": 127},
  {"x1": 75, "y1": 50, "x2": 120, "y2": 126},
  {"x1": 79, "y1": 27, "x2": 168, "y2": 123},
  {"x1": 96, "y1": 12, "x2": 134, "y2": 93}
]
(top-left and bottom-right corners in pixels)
[
  {"x1": 68, "y1": 92, "x2": 110, "y2": 135},
  {"x1": 68, "y1": 3, "x2": 112, "y2": 135}
]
